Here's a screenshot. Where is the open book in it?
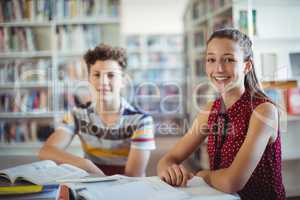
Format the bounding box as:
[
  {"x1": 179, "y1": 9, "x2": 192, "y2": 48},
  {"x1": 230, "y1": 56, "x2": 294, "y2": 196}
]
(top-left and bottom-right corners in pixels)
[
  {"x1": 0, "y1": 160, "x2": 89, "y2": 185},
  {"x1": 64, "y1": 176, "x2": 240, "y2": 200}
]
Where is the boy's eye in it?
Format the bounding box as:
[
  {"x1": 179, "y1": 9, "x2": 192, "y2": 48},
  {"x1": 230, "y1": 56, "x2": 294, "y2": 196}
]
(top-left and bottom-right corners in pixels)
[{"x1": 107, "y1": 72, "x2": 115, "y2": 78}]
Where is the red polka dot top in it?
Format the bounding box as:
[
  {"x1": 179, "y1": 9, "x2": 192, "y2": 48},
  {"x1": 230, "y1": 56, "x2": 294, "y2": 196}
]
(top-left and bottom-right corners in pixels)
[{"x1": 207, "y1": 90, "x2": 285, "y2": 200}]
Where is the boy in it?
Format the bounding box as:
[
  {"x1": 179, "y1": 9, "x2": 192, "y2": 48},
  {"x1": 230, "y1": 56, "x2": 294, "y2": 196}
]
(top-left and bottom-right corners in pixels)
[{"x1": 39, "y1": 44, "x2": 155, "y2": 176}]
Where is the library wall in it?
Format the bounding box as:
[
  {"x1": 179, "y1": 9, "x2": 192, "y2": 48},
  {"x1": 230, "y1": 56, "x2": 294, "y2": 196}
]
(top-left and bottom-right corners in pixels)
[{"x1": 122, "y1": 0, "x2": 187, "y2": 34}]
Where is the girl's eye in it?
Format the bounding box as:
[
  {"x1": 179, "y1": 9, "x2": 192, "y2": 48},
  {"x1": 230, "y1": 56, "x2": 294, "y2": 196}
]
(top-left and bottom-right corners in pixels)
[
  {"x1": 207, "y1": 58, "x2": 215, "y2": 63},
  {"x1": 223, "y1": 58, "x2": 235, "y2": 63},
  {"x1": 93, "y1": 74, "x2": 100, "y2": 78}
]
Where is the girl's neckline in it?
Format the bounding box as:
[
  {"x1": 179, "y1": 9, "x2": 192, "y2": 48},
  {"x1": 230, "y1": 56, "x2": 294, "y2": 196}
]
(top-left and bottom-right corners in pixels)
[{"x1": 218, "y1": 90, "x2": 249, "y2": 113}]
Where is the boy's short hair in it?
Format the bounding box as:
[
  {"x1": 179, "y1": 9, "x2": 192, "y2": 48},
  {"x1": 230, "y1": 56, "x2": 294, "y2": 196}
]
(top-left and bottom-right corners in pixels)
[{"x1": 84, "y1": 43, "x2": 127, "y2": 72}]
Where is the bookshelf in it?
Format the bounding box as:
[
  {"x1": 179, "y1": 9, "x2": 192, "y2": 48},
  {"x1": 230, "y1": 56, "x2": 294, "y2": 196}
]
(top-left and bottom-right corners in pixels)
[
  {"x1": 0, "y1": 0, "x2": 121, "y2": 155},
  {"x1": 125, "y1": 34, "x2": 188, "y2": 136},
  {"x1": 184, "y1": 0, "x2": 300, "y2": 196}
]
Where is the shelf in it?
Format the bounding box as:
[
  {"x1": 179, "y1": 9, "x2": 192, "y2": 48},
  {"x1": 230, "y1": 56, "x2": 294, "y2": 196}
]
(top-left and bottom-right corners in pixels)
[
  {"x1": 0, "y1": 142, "x2": 43, "y2": 148},
  {"x1": 0, "y1": 112, "x2": 57, "y2": 119},
  {"x1": 0, "y1": 140, "x2": 82, "y2": 156},
  {"x1": 211, "y1": 3, "x2": 232, "y2": 18},
  {"x1": 0, "y1": 82, "x2": 51, "y2": 89},
  {"x1": 54, "y1": 17, "x2": 120, "y2": 25},
  {"x1": 147, "y1": 49, "x2": 182, "y2": 53},
  {"x1": 194, "y1": 46, "x2": 206, "y2": 54},
  {"x1": 0, "y1": 21, "x2": 51, "y2": 27},
  {"x1": 192, "y1": 3, "x2": 232, "y2": 26},
  {"x1": 56, "y1": 51, "x2": 85, "y2": 57},
  {"x1": 262, "y1": 80, "x2": 298, "y2": 89},
  {"x1": 0, "y1": 51, "x2": 52, "y2": 58},
  {"x1": 286, "y1": 115, "x2": 300, "y2": 121},
  {"x1": 253, "y1": 37, "x2": 300, "y2": 42},
  {"x1": 282, "y1": 149, "x2": 300, "y2": 161},
  {"x1": 128, "y1": 66, "x2": 183, "y2": 71}
]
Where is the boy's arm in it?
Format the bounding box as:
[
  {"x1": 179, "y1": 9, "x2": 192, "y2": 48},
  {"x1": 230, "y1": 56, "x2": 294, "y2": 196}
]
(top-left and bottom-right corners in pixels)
[
  {"x1": 125, "y1": 115, "x2": 155, "y2": 177},
  {"x1": 125, "y1": 148, "x2": 151, "y2": 177},
  {"x1": 38, "y1": 129, "x2": 104, "y2": 175}
]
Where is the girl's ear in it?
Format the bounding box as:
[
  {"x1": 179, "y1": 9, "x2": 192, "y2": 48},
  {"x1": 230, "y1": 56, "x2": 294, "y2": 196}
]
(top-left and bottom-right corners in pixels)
[{"x1": 244, "y1": 59, "x2": 253, "y2": 74}]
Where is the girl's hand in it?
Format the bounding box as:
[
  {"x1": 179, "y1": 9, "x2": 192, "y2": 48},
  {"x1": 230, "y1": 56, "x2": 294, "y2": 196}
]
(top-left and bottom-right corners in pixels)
[
  {"x1": 159, "y1": 164, "x2": 194, "y2": 187},
  {"x1": 196, "y1": 170, "x2": 209, "y2": 177}
]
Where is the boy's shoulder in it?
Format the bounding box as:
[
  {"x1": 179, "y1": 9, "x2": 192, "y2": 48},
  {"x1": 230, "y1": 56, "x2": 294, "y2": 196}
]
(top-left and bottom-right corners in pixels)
[{"x1": 121, "y1": 99, "x2": 153, "y2": 124}]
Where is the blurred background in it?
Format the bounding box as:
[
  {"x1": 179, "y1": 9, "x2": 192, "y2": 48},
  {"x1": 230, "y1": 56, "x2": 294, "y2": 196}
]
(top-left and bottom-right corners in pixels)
[{"x1": 0, "y1": 0, "x2": 300, "y2": 198}]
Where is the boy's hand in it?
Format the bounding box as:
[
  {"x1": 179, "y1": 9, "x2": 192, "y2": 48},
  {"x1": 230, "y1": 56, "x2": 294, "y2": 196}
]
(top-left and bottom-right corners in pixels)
[
  {"x1": 83, "y1": 159, "x2": 105, "y2": 176},
  {"x1": 159, "y1": 164, "x2": 194, "y2": 187}
]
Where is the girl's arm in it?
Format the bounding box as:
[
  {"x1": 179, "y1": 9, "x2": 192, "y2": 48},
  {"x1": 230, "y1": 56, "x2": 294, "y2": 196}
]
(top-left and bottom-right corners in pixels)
[
  {"x1": 157, "y1": 102, "x2": 213, "y2": 186},
  {"x1": 197, "y1": 102, "x2": 278, "y2": 193}
]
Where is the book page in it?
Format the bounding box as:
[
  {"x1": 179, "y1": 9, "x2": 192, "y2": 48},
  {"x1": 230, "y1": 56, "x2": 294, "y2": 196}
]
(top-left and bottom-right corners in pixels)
[
  {"x1": 67, "y1": 176, "x2": 190, "y2": 200},
  {"x1": 180, "y1": 177, "x2": 240, "y2": 200},
  {"x1": 0, "y1": 160, "x2": 56, "y2": 184},
  {"x1": 19, "y1": 163, "x2": 89, "y2": 185},
  {"x1": 0, "y1": 160, "x2": 89, "y2": 185}
]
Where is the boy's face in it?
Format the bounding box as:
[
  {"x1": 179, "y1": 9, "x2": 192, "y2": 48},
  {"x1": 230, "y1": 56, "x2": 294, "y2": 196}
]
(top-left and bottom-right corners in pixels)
[{"x1": 88, "y1": 60, "x2": 123, "y2": 101}]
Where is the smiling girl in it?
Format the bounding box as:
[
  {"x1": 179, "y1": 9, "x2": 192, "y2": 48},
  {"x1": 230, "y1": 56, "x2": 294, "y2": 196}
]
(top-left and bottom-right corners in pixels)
[{"x1": 157, "y1": 29, "x2": 285, "y2": 199}]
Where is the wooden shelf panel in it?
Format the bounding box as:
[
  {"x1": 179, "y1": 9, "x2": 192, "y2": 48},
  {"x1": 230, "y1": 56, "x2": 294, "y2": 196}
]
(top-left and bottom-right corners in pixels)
[{"x1": 262, "y1": 80, "x2": 298, "y2": 89}]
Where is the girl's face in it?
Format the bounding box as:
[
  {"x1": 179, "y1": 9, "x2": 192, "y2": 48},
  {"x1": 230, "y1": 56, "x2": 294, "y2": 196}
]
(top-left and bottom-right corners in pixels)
[
  {"x1": 205, "y1": 38, "x2": 251, "y2": 94},
  {"x1": 89, "y1": 60, "x2": 123, "y2": 101}
]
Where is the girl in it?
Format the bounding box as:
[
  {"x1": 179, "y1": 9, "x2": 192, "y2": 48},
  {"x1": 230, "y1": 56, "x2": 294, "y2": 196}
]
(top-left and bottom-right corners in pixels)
[{"x1": 157, "y1": 29, "x2": 285, "y2": 199}]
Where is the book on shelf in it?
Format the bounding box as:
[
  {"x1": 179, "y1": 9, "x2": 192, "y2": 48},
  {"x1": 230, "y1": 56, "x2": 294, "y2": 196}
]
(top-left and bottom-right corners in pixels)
[
  {"x1": 126, "y1": 35, "x2": 141, "y2": 51},
  {"x1": 147, "y1": 36, "x2": 162, "y2": 51},
  {"x1": 127, "y1": 53, "x2": 141, "y2": 68},
  {"x1": 56, "y1": 25, "x2": 101, "y2": 52},
  {"x1": 0, "y1": 27, "x2": 37, "y2": 53},
  {"x1": 195, "y1": 57, "x2": 206, "y2": 77},
  {"x1": 192, "y1": 0, "x2": 207, "y2": 20},
  {"x1": 166, "y1": 35, "x2": 182, "y2": 51},
  {"x1": 58, "y1": 58, "x2": 88, "y2": 81},
  {"x1": 285, "y1": 88, "x2": 300, "y2": 115},
  {"x1": 289, "y1": 52, "x2": 300, "y2": 77},
  {"x1": 238, "y1": 9, "x2": 257, "y2": 35},
  {"x1": 54, "y1": 0, "x2": 112, "y2": 19},
  {"x1": 194, "y1": 29, "x2": 206, "y2": 48},
  {"x1": 261, "y1": 53, "x2": 277, "y2": 81},
  {"x1": 264, "y1": 88, "x2": 286, "y2": 108},
  {"x1": 0, "y1": 0, "x2": 44, "y2": 22},
  {"x1": 0, "y1": 121, "x2": 54, "y2": 143},
  {"x1": 107, "y1": 0, "x2": 119, "y2": 17},
  {"x1": 5, "y1": 90, "x2": 49, "y2": 112},
  {"x1": 213, "y1": 15, "x2": 233, "y2": 31}
]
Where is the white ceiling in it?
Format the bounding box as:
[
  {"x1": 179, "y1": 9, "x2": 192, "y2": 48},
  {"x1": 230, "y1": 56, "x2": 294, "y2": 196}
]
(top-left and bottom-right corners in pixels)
[{"x1": 121, "y1": 0, "x2": 188, "y2": 35}]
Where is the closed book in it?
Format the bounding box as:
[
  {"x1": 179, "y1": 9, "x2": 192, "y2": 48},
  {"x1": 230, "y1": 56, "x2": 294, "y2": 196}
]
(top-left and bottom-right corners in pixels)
[{"x1": 0, "y1": 177, "x2": 59, "y2": 195}]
